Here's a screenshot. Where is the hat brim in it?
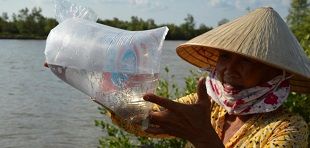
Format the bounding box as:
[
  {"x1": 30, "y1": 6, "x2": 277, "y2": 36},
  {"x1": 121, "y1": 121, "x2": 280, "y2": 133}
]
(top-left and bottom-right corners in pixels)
[{"x1": 176, "y1": 43, "x2": 310, "y2": 94}]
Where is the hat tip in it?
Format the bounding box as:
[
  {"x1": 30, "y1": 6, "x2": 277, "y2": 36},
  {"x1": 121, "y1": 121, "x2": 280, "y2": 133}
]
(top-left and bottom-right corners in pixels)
[{"x1": 261, "y1": 6, "x2": 273, "y2": 10}]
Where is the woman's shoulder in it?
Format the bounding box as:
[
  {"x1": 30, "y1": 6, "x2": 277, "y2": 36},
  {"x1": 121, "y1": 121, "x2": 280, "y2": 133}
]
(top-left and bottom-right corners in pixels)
[
  {"x1": 235, "y1": 107, "x2": 308, "y2": 135},
  {"x1": 250, "y1": 109, "x2": 309, "y2": 147},
  {"x1": 261, "y1": 108, "x2": 307, "y2": 126},
  {"x1": 256, "y1": 108, "x2": 308, "y2": 139}
]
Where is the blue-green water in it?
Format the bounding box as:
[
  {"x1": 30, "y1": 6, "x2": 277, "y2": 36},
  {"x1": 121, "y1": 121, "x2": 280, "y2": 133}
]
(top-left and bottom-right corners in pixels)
[{"x1": 0, "y1": 40, "x2": 195, "y2": 147}]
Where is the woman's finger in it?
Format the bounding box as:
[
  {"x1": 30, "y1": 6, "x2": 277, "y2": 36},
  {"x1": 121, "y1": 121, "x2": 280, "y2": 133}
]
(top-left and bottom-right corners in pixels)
[
  {"x1": 144, "y1": 127, "x2": 167, "y2": 135},
  {"x1": 44, "y1": 62, "x2": 49, "y2": 68},
  {"x1": 146, "y1": 123, "x2": 191, "y2": 139},
  {"x1": 145, "y1": 125, "x2": 179, "y2": 136},
  {"x1": 149, "y1": 111, "x2": 173, "y2": 125},
  {"x1": 143, "y1": 94, "x2": 183, "y2": 112}
]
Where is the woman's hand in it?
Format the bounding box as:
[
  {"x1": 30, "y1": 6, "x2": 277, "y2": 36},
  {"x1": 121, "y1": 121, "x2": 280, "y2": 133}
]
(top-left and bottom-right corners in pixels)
[{"x1": 143, "y1": 77, "x2": 224, "y2": 147}]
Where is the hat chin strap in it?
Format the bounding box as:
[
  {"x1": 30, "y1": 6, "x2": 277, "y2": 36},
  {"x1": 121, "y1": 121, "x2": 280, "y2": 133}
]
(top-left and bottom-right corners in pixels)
[{"x1": 278, "y1": 70, "x2": 293, "y2": 86}]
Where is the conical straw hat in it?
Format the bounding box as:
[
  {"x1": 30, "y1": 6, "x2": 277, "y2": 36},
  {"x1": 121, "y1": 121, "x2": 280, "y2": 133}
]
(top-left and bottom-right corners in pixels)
[{"x1": 176, "y1": 7, "x2": 310, "y2": 93}]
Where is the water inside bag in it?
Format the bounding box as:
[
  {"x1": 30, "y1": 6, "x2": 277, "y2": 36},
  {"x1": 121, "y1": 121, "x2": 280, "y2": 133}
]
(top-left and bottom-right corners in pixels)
[{"x1": 49, "y1": 64, "x2": 158, "y2": 126}]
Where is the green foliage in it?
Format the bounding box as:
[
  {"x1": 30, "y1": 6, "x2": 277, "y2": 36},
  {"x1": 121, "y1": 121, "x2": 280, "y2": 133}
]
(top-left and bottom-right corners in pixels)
[
  {"x1": 183, "y1": 69, "x2": 203, "y2": 96},
  {"x1": 300, "y1": 34, "x2": 310, "y2": 56},
  {"x1": 286, "y1": 1, "x2": 310, "y2": 146},
  {"x1": 217, "y1": 18, "x2": 229, "y2": 26},
  {"x1": 137, "y1": 137, "x2": 186, "y2": 148},
  {"x1": 283, "y1": 32, "x2": 310, "y2": 146},
  {"x1": 287, "y1": 0, "x2": 310, "y2": 41},
  {"x1": 284, "y1": 93, "x2": 310, "y2": 122},
  {"x1": 97, "y1": 14, "x2": 212, "y2": 40},
  {"x1": 0, "y1": 7, "x2": 58, "y2": 39},
  {"x1": 95, "y1": 67, "x2": 202, "y2": 147},
  {"x1": 95, "y1": 107, "x2": 136, "y2": 148},
  {"x1": 287, "y1": 0, "x2": 310, "y2": 55},
  {"x1": 0, "y1": 8, "x2": 212, "y2": 40},
  {"x1": 286, "y1": 0, "x2": 310, "y2": 123}
]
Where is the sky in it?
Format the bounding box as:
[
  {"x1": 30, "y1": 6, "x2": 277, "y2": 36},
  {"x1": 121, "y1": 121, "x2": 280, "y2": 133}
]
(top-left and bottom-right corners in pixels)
[{"x1": 0, "y1": 0, "x2": 292, "y2": 27}]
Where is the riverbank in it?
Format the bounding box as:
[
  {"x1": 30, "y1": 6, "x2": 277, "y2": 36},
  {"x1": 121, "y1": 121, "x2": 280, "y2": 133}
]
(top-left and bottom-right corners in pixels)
[{"x1": 0, "y1": 34, "x2": 46, "y2": 40}]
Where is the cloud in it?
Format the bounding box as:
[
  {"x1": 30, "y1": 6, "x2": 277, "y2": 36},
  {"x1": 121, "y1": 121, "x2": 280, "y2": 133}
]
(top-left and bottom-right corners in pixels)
[
  {"x1": 95, "y1": 0, "x2": 126, "y2": 4},
  {"x1": 30, "y1": 0, "x2": 53, "y2": 5},
  {"x1": 92, "y1": 0, "x2": 166, "y2": 10},
  {"x1": 128, "y1": 0, "x2": 167, "y2": 12},
  {"x1": 209, "y1": 0, "x2": 234, "y2": 8},
  {"x1": 129, "y1": 0, "x2": 148, "y2": 5}
]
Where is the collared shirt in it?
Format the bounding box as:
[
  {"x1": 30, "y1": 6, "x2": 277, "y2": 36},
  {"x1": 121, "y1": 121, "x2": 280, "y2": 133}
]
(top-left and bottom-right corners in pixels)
[{"x1": 180, "y1": 93, "x2": 309, "y2": 148}]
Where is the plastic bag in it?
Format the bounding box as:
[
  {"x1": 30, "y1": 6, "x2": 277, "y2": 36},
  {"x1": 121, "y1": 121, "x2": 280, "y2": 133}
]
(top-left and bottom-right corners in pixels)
[{"x1": 45, "y1": 0, "x2": 168, "y2": 129}]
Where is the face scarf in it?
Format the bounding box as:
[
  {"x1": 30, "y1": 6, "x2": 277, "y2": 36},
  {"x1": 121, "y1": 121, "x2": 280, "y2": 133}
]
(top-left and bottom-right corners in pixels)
[{"x1": 205, "y1": 70, "x2": 291, "y2": 115}]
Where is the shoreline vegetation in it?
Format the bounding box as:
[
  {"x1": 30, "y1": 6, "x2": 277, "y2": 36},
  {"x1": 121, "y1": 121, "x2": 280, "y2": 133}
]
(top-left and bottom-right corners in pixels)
[
  {"x1": 0, "y1": 33, "x2": 46, "y2": 40},
  {"x1": 0, "y1": 7, "x2": 217, "y2": 40}
]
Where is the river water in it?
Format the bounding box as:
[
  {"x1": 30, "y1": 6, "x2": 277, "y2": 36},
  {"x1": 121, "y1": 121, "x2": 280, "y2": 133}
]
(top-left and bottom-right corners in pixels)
[{"x1": 0, "y1": 40, "x2": 195, "y2": 148}]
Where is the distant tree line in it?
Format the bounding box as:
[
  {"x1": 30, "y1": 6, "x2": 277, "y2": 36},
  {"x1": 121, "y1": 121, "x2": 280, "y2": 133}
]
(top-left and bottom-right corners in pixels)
[
  {"x1": 0, "y1": 7, "x2": 213, "y2": 40},
  {"x1": 0, "y1": 8, "x2": 57, "y2": 39}
]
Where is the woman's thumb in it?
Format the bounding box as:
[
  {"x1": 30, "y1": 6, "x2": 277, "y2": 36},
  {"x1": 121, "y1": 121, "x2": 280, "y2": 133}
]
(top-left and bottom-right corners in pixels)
[{"x1": 196, "y1": 77, "x2": 210, "y2": 105}]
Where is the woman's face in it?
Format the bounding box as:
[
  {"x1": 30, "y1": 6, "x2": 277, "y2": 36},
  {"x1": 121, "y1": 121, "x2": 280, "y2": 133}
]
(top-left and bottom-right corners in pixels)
[{"x1": 215, "y1": 51, "x2": 281, "y2": 89}]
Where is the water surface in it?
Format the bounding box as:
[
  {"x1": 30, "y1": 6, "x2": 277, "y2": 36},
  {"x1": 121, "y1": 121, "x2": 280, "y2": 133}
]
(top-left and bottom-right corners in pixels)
[{"x1": 0, "y1": 40, "x2": 195, "y2": 147}]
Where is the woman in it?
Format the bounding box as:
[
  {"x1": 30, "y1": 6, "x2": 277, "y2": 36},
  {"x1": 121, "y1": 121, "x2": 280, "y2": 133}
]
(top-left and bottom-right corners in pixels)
[
  {"x1": 110, "y1": 7, "x2": 309, "y2": 147},
  {"x1": 44, "y1": 7, "x2": 309, "y2": 147},
  {"x1": 142, "y1": 53, "x2": 307, "y2": 147}
]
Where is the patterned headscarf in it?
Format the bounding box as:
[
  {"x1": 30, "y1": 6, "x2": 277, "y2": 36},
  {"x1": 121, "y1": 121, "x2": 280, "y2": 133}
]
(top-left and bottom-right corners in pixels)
[{"x1": 205, "y1": 70, "x2": 291, "y2": 115}]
